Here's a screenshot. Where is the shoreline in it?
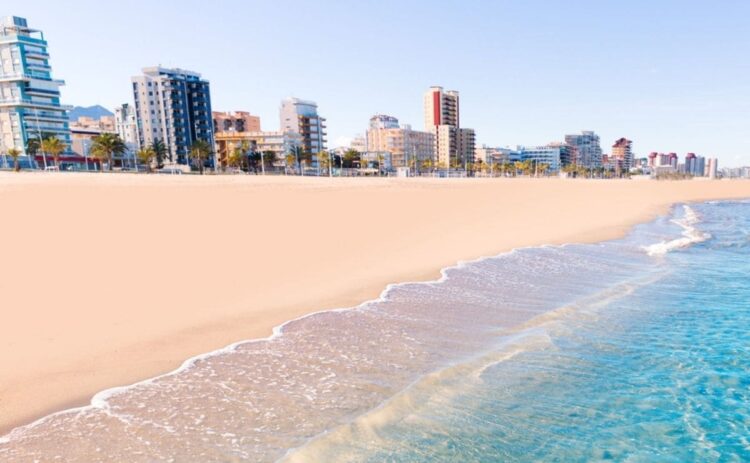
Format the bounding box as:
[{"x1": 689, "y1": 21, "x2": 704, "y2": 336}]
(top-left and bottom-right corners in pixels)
[{"x1": 2, "y1": 173, "x2": 750, "y2": 436}]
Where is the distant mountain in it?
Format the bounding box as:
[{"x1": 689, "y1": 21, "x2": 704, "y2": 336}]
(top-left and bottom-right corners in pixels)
[{"x1": 68, "y1": 105, "x2": 114, "y2": 121}]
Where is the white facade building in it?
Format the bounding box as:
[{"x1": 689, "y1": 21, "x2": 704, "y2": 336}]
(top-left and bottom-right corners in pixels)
[
  {"x1": 114, "y1": 103, "x2": 138, "y2": 152},
  {"x1": 280, "y1": 98, "x2": 326, "y2": 155}
]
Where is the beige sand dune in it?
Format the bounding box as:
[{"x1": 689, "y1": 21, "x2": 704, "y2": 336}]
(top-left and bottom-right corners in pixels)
[{"x1": 1, "y1": 172, "x2": 749, "y2": 434}]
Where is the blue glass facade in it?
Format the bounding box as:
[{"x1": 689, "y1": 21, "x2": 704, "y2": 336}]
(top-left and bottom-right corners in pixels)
[{"x1": 132, "y1": 67, "x2": 214, "y2": 166}]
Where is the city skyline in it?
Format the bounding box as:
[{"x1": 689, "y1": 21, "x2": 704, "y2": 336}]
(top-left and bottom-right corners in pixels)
[{"x1": 8, "y1": 0, "x2": 750, "y2": 166}]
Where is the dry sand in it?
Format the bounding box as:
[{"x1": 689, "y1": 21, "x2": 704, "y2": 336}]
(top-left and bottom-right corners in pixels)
[{"x1": 1, "y1": 172, "x2": 749, "y2": 435}]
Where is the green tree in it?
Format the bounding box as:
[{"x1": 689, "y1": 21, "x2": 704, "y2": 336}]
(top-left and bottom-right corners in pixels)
[
  {"x1": 136, "y1": 147, "x2": 156, "y2": 173},
  {"x1": 239, "y1": 141, "x2": 251, "y2": 172},
  {"x1": 342, "y1": 148, "x2": 360, "y2": 168},
  {"x1": 317, "y1": 150, "x2": 332, "y2": 176},
  {"x1": 151, "y1": 139, "x2": 168, "y2": 168},
  {"x1": 41, "y1": 137, "x2": 65, "y2": 169},
  {"x1": 189, "y1": 139, "x2": 213, "y2": 174},
  {"x1": 537, "y1": 163, "x2": 550, "y2": 177},
  {"x1": 262, "y1": 150, "x2": 277, "y2": 171},
  {"x1": 90, "y1": 133, "x2": 127, "y2": 171},
  {"x1": 288, "y1": 145, "x2": 306, "y2": 174},
  {"x1": 376, "y1": 153, "x2": 385, "y2": 175},
  {"x1": 285, "y1": 153, "x2": 297, "y2": 175},
  {"x1": 26, "y1": 137, "x2": 40, "y2": 158},
  {"x1": 7, "y1": 148, "x2": 21, "y2": 172},
  {"x1": 227, "y1": 147, "x2": 244, "y2": 171}
]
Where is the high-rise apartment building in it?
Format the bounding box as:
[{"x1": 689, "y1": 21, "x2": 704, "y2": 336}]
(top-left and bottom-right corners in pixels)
[
  {"x1": 366, "y1": 114, "x2": 435, "y2": 168},
  {"x1": 213, "y1": 111, "x2": 260, "y2": 133},
  {"x1": 565, "y1": 131, "x2": 602, "y2": 168},
  {"x1": 132, "y1": 66, "x2": 214, "y2": 165},
  {"x1": 423, "y1": 86, "x2": 475, "y2": 167},
  {"x1": 0, "y1": 16, "x2": 71, "y2": 162},
  {"x1": 686, "y1": 153, "x2": 707, "y2": 177},
  {"x1": 280, "y1": 98, "x2": 326, "y2": 154},
  {"x1": 706, "y1": 158, "x2": 718, "y2": 179},
  {"x1": 684, "y1": 152, "x2": 709, "y2": 177},
  {"x1": 611, "y1": 137, "x2": 633, "y2": 171},
  {"x1": 424, "y1": 86, "x2": 459, "y2": 129}
]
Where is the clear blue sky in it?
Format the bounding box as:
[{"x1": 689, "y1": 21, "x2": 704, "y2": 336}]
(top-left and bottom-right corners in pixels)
[{"x1": 11, "y1": 0, "x2": 750, "y2": 165}]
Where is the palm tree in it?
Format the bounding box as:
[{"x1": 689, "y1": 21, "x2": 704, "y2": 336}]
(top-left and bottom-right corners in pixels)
[
  {"x1": 189, "y1": 139, "x2": 213, "y2": 174},
  {"x1": 41, "y1": 137, "x2": 65, "y2": 169},
  {"x1": 7, "y1": 148, "x2": 21, "y2": 172},
  {"x1": 317, "y1": 150, "x2": 332, "y2": 176},
  {"x1": 25, "y1": 136, "x2": 43, "y2": 169},
  {"x1": 342, "y1": 148, "x2": 360, "y2": 168},
  {"x1": 537, "y1": 163, "x2": 550, "y2": 177},
  {"x1": 300, "y1": 149, "x2": 313, "y2": 174},
  {"x1": 136, "y1": 147, "x2": 156, "y2": 173},
  {"x1": 227, "y1": 147, "x2": 243, "y2": 171},
  {"x1": 288, "y1": 145, "x2": 305, "y2": 175},
  {"x1": 151, "y1": 139, "x2": 168, "y2": 169},
  {"x1": 90, "y1": 133, "x2": 127, "y2": 171},
  {"x1": 259, "y1": 150, "x2": 277, "y2": 174},
  {"x1": 285, "y1": 153, "x2": 296, "y2": 175}
]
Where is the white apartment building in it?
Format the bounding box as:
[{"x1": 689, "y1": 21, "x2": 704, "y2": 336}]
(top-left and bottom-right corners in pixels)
[
  {"x1": 114, "y1": 103, "x2": 138, "y2": 152},
  {"x1": 131, "y1": 66, "x2": 214, "y2": 166},
  {"x1": 280, "y1": 98, "x2": 326, "y2": 154}
]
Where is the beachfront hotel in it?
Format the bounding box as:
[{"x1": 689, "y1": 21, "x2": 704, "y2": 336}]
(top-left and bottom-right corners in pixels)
[
  {"x1": 131, "y1": 66, "x2": 214, "y2": 166},
  {"x1": 0, "y1": 16, "x2": 72, "y2": 165}
]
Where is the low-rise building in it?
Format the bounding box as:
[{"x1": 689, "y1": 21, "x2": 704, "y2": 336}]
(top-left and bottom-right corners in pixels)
[
  {"x1": 214, "y1": 130, "x2": 301, "y2": 168},
  {"x1": 518, "y1": 146, "x2": 562, "y2": 172},
  {"x1": 367, "y1": 114, "x2": 435, "y2": 168}
]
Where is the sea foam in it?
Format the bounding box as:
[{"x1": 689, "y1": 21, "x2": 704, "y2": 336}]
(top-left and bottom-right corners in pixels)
[{"x1": 643, "y1": 205, "x2": 711, "y2": 256}]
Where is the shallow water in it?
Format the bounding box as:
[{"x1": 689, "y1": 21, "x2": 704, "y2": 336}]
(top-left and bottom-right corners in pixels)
[{"x1": 1, "y1": 201, "x2": 748, "y2": 462}]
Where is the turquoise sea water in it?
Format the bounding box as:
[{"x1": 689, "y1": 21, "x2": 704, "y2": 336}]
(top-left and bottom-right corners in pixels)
[
  {"x1": 284, "y1": 201, "x2": 750, "y2": 462},
  {"x1": 1, "y1": 200, "x2": 748, "y2": 462}
]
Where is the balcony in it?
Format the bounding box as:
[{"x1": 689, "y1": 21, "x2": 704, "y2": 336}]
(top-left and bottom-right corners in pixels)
[
  {"x1": 0, "y1": 97, "x2": 72, "y2": 111},
  {"x1": 25, "y1": 51, "x2": 50, "y2": 60},
  {"x1": 26, "y1": 111, "x2": 69, "y2": 122},
  {"x1": 0, "y1": 72, "x2": 31, "y2": 83}
]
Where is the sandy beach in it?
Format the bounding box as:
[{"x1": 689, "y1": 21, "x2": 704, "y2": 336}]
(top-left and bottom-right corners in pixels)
[{"x1": 1, "y1": 172, "x2": 749, "y2": 435}]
